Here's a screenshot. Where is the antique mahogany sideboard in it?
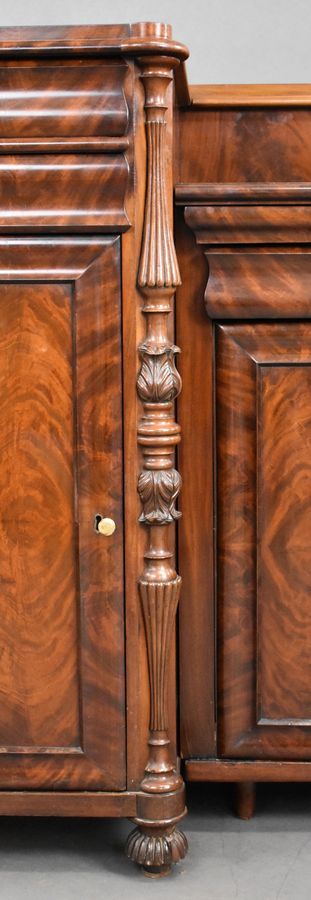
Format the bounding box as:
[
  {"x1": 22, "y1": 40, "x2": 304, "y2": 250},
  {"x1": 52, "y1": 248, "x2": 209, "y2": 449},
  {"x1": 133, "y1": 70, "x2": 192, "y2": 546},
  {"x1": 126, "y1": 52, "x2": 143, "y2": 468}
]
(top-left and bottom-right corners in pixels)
[
  {"x1": 176, "y1": 80, "x2": 311, "y2": 820},
  {"x1": 0, "y1": 21, "x2": 189, "y2": 877},
  {"x1": 0, "y1": 18, "x2": 310, "y2": 877}
]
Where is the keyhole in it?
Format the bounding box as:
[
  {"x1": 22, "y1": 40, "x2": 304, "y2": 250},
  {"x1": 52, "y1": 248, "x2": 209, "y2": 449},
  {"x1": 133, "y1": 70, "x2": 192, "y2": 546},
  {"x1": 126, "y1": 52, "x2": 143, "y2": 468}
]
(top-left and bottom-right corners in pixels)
[{"x1": 94, "y1": 514, "x2": 116, "y2": 536}]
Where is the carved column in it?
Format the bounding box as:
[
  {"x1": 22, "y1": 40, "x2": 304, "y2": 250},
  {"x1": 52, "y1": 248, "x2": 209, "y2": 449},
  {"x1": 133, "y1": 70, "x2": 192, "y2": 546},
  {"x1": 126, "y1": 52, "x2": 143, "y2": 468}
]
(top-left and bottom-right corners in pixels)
[{"x1": 125, "y1": 53, "x2": 188, "y2": 876}]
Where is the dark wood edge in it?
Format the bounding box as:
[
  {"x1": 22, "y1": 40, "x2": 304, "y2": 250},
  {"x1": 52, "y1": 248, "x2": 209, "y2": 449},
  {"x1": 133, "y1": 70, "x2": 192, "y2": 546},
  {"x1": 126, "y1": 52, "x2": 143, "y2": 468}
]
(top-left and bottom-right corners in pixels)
[
  {"x1": 0, "y1": 791, "x2": 137, "y2": 816},
  {"x1": 175, "y1": 61, "x2": 191, "y2": 106},
  {"x1": 189, "y1": 83, "x2": 311, "y2": 107},
  {"x1": 0, "y1": 22, "x2": 189, "y2": 62},
  {"x1": 184, "y1": 760, "x2": 311, "y2": 781},
  {"x1": 175, "y1": 183, "x2": 311, "y2": 205}
]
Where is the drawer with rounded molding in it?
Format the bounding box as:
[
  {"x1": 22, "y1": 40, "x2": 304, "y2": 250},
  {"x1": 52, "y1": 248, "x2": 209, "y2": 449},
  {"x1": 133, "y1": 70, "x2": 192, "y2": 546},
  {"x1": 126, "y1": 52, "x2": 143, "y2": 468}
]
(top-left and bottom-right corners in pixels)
[{"x1": 0, "y1": 59, "x2": 129, "y2": 142}]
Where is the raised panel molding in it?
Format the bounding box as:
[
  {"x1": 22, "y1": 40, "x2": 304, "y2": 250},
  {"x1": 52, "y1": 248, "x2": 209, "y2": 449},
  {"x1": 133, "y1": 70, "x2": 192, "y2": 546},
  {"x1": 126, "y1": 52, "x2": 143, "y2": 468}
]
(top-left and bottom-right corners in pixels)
[
  {"x1": 0, "y1": 236, "x2": 126, "y2": 790},
  {"x1": 217, "y1": 323, "x2": 311, "y2": 760}
]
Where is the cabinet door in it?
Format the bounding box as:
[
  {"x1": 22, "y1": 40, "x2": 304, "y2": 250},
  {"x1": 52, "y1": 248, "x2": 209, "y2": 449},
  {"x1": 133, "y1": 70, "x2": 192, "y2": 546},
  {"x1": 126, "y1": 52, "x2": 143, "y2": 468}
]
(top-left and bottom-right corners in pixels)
[
  {"x1": 217, "y1": 322, "x2": 311, "y2": 759},
  {"x1": 0, "y1": 237, "x2": 125, "y2": 789}
]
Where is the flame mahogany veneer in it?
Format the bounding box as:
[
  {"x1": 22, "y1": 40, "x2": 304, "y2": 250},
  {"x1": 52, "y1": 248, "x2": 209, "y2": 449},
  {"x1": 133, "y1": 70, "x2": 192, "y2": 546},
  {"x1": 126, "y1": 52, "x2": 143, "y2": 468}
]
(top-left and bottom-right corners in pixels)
[
  {"x1": 1, "y1": 18, "x2": 311, "y2": 873},
  {"x1": 175, "y1": 71, "x2": 311, "y2": 821},
  {"x1": 0, "y1": 20, "x2": 189, "y2": 877}
]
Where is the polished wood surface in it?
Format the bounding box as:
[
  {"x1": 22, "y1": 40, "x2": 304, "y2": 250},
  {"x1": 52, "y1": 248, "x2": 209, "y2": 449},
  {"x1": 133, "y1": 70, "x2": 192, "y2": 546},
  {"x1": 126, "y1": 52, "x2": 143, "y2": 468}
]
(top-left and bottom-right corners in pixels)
[
  {"x1": 0, "y1": 19, "x2": 189, "y2": 872},
  {"x1": 0, "y1": 22, "x2": 188, "y2": 62},
  {"x1": 0, "y1": 237, "x2": 125, "y2": 789},
  {"x1": 185, "y1": 759, "x2": 311, "y2": 781},
  {"x1": 0, "y1": 137, "x2": 130, "y2": 154},
  {"x1": 5, "y1": 11, "x2": 311, "y2": 861},
  {"x1": 175, "y1": 110, "x2": 311, "y2": 184},
  {"x1": 184, "y1": 204, "x2": 311, "y2": 243},
  {"x1": 217, "y1": 322, "x2": 311, "y2": 759},
  {"x1": 234, "y1": 783, "x2": 256, "y2": 820},
  {"x1": 176, "y1": 96, "x2": 311, "y2": 802},
  {"x1": 182, "y1": 192, "x2": 311, "y2": 319},
  {"x1": 0, "y1": 792, "x2": 137, "y2": 817},
  {"x1": 189, "y1": 83, "x2": 311, "y2": 107},
  {"x1": 176, "y1": 182, "x2": 311, "y2": 203},
  {"x1": 0, "y1": 280, "x2": 77, "y2": 751},
  {"x1": 0, "y1": 154, "x2": 129, "y2": 232},
  {"x1": 176, "y1": 210, "x2": 216, "y2": 759},
  {"x1": 126, "y1": 51, "x2": 187, "y2": 876},
  {"x1": 0, "y1": 62, "x2": 129, "y2": 137},
  {"x1": 201, "y1": 253, "x2": 311, "y2": 320}
]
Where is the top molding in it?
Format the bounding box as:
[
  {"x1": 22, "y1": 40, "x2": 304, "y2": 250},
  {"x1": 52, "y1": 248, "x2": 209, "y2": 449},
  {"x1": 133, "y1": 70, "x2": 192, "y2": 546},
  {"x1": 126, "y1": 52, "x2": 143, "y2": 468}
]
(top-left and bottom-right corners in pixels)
[
  {"x1": 0, "y1": 22, "x2": 189, "y2": 61},
  {"x1": 188, "y1": 83, "x2": 311, "y2": 108},
  {"x1": 0, "y1": 24, "x2": 308, "y2": 109}
]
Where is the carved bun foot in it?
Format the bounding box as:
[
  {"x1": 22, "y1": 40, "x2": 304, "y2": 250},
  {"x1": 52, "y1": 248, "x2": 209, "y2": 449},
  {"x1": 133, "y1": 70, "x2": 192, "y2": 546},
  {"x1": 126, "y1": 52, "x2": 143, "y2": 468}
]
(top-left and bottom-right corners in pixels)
[{"x1": 125, "y1": 824, "x2": 188, "y2": 876}]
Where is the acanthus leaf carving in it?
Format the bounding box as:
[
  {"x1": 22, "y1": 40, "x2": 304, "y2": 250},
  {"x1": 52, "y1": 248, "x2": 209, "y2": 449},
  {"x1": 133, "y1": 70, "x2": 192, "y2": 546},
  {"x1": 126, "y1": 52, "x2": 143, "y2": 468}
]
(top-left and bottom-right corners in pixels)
[
  {"x1": 138, "y1": 469, "x2": 181, "y2": 524},
  {"x1": 137, "y1": 344, "x2": 182, "y2": 403}
]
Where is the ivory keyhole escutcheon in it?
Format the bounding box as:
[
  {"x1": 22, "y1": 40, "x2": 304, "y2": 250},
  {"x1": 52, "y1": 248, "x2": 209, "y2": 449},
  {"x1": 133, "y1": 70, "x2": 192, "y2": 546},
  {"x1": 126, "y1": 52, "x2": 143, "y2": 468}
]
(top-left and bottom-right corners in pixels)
[{"x1": 94, "y1": 515, "x2": 116, "y2": 536}]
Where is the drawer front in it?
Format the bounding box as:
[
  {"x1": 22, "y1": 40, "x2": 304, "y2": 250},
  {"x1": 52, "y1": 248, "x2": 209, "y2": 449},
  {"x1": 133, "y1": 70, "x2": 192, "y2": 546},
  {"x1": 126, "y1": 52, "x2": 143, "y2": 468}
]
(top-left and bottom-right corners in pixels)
[
  {"x1": 0, "y1": 154, "x2": 129, "y2": 232},
  {"x1": 0, "y1": 237, "x2": 125, "y2": 790},
  {"x1": 0, "y1": 61, "x2": 129, "y2": 137}
]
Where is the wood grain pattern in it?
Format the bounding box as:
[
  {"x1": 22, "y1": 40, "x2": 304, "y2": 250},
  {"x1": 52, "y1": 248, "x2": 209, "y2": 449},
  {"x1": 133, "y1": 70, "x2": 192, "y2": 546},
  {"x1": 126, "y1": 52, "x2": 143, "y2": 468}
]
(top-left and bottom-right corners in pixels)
[
  {"x1": 121, "y1": 57, "x2": 179, "y2": 796},
  {"x1": 0, "y1": 791, "x2": 137, "y2": 817},
  {"x1": 0, "y1": 17, "x2": 190, "y2": 851},
  {"x1": 0, "y1": 23, "x2": 188, "y2": 62},
  {"x1": 175, "y1": 209, "x2": 216, "y2": 759},
  {"x1": 257, "y1": 364, "x2": 311, "y2": 723},
  {"x1": 75, "y1": 240, "x2": 126, "y2": 786},
  {"x1": 185, "y1": 204, "x2": 311, "y2": 244},
  {"x1": 126, "y1": 52, "x2": 187, "y2": 876},
  {"x1": 204, "y1": 253, "x2": 311, "y2": 320},
  {"x1": 176, "y1": 182, "x2": 311, "y2": 203},
  {"x1": 0, "y1": 137, "x2": 130, "y2": 154},
  {"x1": 175, "y1": 109, "x2": 311, "y2": 185},
  {"x1": 0, "y1": 154, "x2": 129, "y2": 232},
  {"x1": 176, "y1": 74, "x2": 311, "y2": 801},
  {"x1": 0, "y1": 237, "x2": 125, "y2": 789},
  {"x1": 184, "y1": 759, "x2": 311, "y2": 781},
  {"x1": 0, "y1": 281, "x2": 78, "y2": 751},
  {"x1": 189, "y1": 84, "x2": 311, "y2": 107},
  {"x1": 217, "y1": 323, "x2": 311, "y2": 760},
  {"x1": 0, "y1": 63, "x2": 129, "y2": 137}
]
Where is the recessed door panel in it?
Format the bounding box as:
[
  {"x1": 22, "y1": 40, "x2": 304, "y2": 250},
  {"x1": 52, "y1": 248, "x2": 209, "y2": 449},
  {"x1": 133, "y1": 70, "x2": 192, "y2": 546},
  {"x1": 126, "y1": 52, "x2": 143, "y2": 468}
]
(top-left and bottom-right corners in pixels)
[
  {"x1": 217, "y1": 322, "x2": 311, "y2": 759},
  {"x1": 0, "y1": 237, "x2": 125, "y2": 789}
]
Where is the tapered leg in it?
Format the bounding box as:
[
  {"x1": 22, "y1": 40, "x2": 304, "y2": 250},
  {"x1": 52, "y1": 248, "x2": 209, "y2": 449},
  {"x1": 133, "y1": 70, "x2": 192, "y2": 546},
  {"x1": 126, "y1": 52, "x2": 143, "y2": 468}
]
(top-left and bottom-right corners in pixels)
[{"x1": 234, "y1": 782, "x2": 256, "y2": 819}]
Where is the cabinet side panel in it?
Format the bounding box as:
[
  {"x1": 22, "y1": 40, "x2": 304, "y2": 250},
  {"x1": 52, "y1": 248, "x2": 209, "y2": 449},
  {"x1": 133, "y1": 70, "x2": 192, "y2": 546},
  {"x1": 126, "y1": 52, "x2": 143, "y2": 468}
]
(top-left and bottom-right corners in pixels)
[{"x1": 176, "y1": 212, "x2": 216, "y2": 758}]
